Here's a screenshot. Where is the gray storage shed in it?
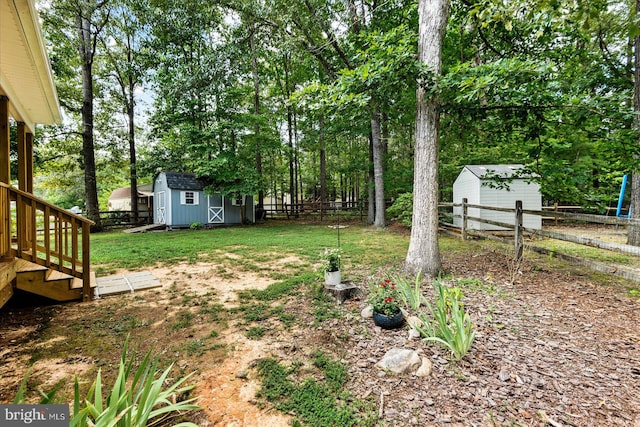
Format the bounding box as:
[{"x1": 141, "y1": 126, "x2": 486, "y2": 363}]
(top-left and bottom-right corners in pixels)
[
  {"x1": 453, "y1": 164, "x2": 541, "y2": 231},
  {"x1": 152, "y1": 171, "x2": 254, "y2": 227}
]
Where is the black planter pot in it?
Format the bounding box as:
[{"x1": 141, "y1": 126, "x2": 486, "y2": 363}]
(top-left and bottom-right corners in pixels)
[{"x1": 372, "y1": 310, "x2": 404, "y2": 329}]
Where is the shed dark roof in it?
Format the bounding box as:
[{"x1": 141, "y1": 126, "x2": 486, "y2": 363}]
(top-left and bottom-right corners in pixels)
[
  {"x1": 464, "y1": 164, "x2": 535, "y2": 179},
  {"x1": 163, "y1": 172, "x2": 205, "y2": 191}
]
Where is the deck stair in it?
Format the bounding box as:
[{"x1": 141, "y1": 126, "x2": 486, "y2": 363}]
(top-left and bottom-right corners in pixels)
[
  {"x1": 1, "y1": 183, "x2": 95, "y2": 308},
  {"x1": 0, "y1": 260, "x2": 16, "y2": 308},
  {"x1": 10, "y1": 258, "x2": 95, "y2": 304}
]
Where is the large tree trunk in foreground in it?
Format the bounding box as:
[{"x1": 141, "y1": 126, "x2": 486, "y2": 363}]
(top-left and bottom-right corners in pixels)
[{"x1": 405, "y1": 0, "x2": 449, "y2": 277}]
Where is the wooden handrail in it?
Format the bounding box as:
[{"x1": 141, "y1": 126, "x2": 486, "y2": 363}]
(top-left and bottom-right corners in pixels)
[{"x1": 0, "y1": 182, "x2": 94, "y2": 301}]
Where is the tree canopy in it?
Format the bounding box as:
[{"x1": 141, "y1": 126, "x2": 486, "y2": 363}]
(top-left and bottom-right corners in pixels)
[{"x1": 28, "y1": 0, "x2": 639, "y2": 229}]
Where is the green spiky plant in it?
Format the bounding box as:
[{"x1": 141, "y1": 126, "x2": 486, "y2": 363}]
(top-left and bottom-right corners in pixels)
[{"x1": 14, "y1": 338, "x2": 199, "y2": 427}]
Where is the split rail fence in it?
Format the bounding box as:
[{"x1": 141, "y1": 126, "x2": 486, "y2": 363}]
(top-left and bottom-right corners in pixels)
[{"x1": 439, "y1": 198, "x2": 640, "y2": 284}]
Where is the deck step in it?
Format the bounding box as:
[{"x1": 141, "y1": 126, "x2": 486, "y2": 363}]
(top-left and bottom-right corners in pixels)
[
  {"x1": 45, "y1": 268, "x2": 75, "y2": 282},
  {"x1": 13, "y1": 258, "x2": 94, "y2": 302},
  {"x1": 70, "y1": 271, "x2": 97, "y2": 290},
  {"x1": 14, "y1": 258, "x2": 48, "y2": 274},
  {"x1": 0, "y1": 260, "x2": 16, "y2": 309}
]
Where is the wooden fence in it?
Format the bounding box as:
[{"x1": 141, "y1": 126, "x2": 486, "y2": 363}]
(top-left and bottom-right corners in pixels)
[
  {"x1": 99, "y1": 210, "x2": 153, "y2": 228},
  {"x1": 262, "y1": 201, "x2": 365, "y2": 221},
  {"x1": 440, "y1": 198, "x2": 640, "y2": 283}
]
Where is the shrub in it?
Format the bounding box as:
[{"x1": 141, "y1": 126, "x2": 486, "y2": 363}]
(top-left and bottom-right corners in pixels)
[{"x1": 386, "y1": 193, "x2": 413, "y2": 227}]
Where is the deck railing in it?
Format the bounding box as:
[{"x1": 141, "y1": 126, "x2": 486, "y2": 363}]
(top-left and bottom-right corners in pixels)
[{"x1": 0, "y1": 182, "x2": 94, "y2": 301}]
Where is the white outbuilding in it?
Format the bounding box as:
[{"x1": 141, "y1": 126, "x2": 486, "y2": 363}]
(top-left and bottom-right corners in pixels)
[{"x1": 453, "y1": 164, "x2": 542, "y2": 231}]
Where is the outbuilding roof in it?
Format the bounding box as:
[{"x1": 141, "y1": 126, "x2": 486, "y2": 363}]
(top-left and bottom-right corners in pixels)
[
  {"x1": 108, "y1": 184, "x2": 153, "y2": 200},
  {"x1": 163, "y1": 172, "x2": 205, "y2": 191},
  {"x1": 463, "y1": 164, "x2": 535, "y2": 179}
]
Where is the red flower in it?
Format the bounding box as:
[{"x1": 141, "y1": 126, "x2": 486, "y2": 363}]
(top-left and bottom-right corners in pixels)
[{"x1": 384, "y1": 297, "x2": 394, "y2": 303}]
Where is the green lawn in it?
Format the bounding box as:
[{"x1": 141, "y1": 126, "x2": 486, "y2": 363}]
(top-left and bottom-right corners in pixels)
[{"x1": 90, "y1": 222, "x2": 411, "y2": 277}]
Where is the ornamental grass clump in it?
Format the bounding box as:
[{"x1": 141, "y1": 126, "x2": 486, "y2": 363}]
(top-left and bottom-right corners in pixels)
[
  {"x1": 394, "y1": 274, "x2": 476, "y2": 362},
  {"x1": 367, "y1": 279, "x2": 401, "y2": 316},
  {"x1": 420, "y1": 279, "x2": 475, "y2": 362}
]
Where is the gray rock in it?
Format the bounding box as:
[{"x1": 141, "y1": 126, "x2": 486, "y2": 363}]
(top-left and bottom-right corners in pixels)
[
  {"x1": 361, "y1": 305, "x2": 374, "y2": 318},
  {"x1": 408, "y1": 328, "x2": 422, "y2": 340},
  {"x1": 375, "y1": 348, "x2": 421, "y2": 374}
]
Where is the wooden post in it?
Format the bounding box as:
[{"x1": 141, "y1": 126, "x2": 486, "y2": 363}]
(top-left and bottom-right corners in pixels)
[
  {"x1": 82, "y1": 220, "x2": 92, "y2": 301},
  {"x1": 0, "y1": 185, "x2": 9, "y2": 258},
  {"x1": 462, "y1": 197, "x2": 468, "y2": 241},
  {"x1": 515, "y1": 200, "x2": 523, "y2": 261},
  {"x1": 0, "y1": 96, "x2": 9, "y2": 185},
  {"x1": 554, "y1": 202, "x2": 558, "y2": 226},
  {"x1": 26, "y1": 132, "x2": 33, "y2": 193},
  {"x1": 17, "y1": 122, "x2": 27, "y2": 191},
  {"x1": 17, "y1": 123, "x2": 32, "y2": 251}
]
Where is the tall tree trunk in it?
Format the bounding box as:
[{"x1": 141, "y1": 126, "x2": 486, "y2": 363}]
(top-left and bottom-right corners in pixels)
[
  {"x1": 405, "y1": 0, "x2": 449, "y2": 277},
  {"x1": 78, "y1": 13, "x2": 102, "y2": 230},
  {"x1": 371, "y1": 106, "x2": 385, "y2": 227},
  {"x1": 368, "y1": 133, "x2": 375, "y2": 224},
  {"x1": 319, "y1": 114, "x2": 327, "y2": 213},
  {"x1": 250, "y1": 28, "x2": 264, "y2": 207},
  {"x1": 284, "y1": 55, "x2": 295, "y2": 209},
  {"x1": 294, "y1": 110, "x2": 300, "y2": 209},
  {"x1": 128, "y1": 81, "x2": 138, "y2": 225},
  {"x1": 629, "y1": 0, "x2": 640, "y2": 245}
]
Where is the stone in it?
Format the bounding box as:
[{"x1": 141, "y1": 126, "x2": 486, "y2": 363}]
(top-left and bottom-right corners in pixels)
[
  {"x1": 375, "y1": 348, "x2": 421, "y2": 374},
  {"x1": 406, "y1": 315, "x2": 423, "y2": 330},
  {"x1": 408, "y1": 328, "x2": 421, "y2": 340},
  {"x1": 361, "y1": 305, "x2": 374, "y2": 318},
  {"x1": 415, "y1": 357, "x2": 433, "y2": 377}
]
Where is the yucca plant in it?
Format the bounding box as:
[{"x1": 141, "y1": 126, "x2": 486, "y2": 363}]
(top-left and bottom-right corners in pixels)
[
  {"x1": 14, "y1": 339, "x2": 199, "y2": 427},
  {"x1": 71, "y1": 339, "x2": 199, "y2": 427}
]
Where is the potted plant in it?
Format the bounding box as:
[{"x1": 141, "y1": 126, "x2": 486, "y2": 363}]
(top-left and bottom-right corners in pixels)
[
  {"x1": 367, "y1": 279, "x2": 404, "y2": 329},
  {"x1": 322, "y1": 248, "x2": 341, "y2": 286}
]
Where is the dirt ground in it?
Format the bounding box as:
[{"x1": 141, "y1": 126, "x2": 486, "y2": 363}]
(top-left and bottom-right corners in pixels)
[{"x1": 0, "y1": 231, "x2": 639, "y2": 427}]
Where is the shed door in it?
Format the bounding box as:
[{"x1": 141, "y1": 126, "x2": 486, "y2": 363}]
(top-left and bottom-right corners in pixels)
[
  {"x1": 156, "y1": 191, "x2": 166, "y2": 224},
  {"x1": 208, "y1": 195, "x2": 224, "y2": 224}
]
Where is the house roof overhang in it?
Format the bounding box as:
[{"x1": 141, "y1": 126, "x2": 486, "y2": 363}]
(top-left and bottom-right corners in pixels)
[{"x1": 0, "y1": 0, "x2": 61, "y2": 133}]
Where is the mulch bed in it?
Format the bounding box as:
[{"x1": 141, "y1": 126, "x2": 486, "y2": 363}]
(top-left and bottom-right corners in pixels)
[{"x1": 318, "y1": 247, "x2": 640, "y2": 426}]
